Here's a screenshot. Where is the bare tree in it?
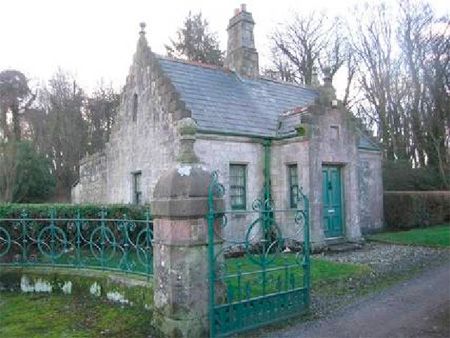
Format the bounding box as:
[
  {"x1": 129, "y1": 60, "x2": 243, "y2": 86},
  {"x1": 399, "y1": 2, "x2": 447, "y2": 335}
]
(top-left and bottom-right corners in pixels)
[
  {"x1": 271, "y1": 12, "x2": 347, "y2": 86},
  {"x1": 84, "y1": 82, "x2": 120, "y2": 154},
  {"x1": 351, "y1": 0, "x2": 449, "y2": 188},
  {"x1": 421, "y1": 18, "x2": 450, "y2": 187},
  {"x1": 34, "y1": 70, "x2": 87, "y2": 201},
  {"x1": 350, "y1": 2, "x2": 406, "y2": 160}
]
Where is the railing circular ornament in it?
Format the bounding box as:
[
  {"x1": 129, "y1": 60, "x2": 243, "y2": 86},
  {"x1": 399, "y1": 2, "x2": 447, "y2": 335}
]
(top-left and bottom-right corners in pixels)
[
  {"x1": 89, "y1": 226, "x2": 117, "y2": 262},
  {"x1": 244, "y1": 218, "x2": 284, "y2": 267},
  {"x1": 37, "y1": 225, "x2": 67, "y2": 259},
  {"x1": 135, "y1": 227, "x2": 153, "y2": 266},
  {"x1": 0, "y1": 226, "x2": 11, "y2": 257}
]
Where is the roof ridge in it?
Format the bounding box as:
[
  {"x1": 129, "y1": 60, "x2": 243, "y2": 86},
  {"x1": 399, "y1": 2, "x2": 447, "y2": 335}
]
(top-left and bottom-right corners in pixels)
[
  {"x1": 357, "y1": 128, "x2": 381, "y2": 151},
  {"x1": 157, "y1": 54, "x2": 319, "y2": 138},
  {"x1": 156, "y1": 54, "x2": 319, "y2": 93},
  {"x1": 155, "y1": 54, "x2": 232, "y2": 73},
  {"x1": 256, "y1": 75, "x2": 318, "y2": 91}
]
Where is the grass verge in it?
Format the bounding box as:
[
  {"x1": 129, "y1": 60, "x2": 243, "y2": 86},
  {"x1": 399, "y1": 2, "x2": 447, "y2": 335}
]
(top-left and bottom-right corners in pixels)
[
  {"x1": 0, "y1": 293, "x2": 158, "y2": 338},
  {"x1": 0, "y1": 255, "x2": 369, "y2": 337},
  {"x1": 221, "y1": 254, "x2": 370, "y2": 298},
  {"x1": 368, "y1": 224, "x2": 450, "y2": 248}
]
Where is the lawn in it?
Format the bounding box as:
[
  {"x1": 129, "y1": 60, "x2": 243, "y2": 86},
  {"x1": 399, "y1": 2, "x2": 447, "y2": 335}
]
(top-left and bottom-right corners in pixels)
[
  {"x1": 0, "y1": 293, "x2": 158, "y2": 338},
  {"x1": 368, "y1": 224, "x2": 450, "y2": 248},
  {"x1": 0, "y1": 256, "x2": 370, "y2": 337},
  {"x1": 222, "y1": 254, "x2": 370, "y2": 299}
]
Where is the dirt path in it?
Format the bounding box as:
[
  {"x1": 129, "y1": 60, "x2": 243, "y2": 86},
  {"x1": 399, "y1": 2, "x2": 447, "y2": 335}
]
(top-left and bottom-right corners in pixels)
[{"x1": 264, "y1": 262, "x2": 450, "y2": 338}]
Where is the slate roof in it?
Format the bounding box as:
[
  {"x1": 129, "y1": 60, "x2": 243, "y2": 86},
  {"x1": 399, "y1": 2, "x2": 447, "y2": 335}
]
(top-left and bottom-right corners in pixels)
[
  {"x1": 357, "y1": 132, "x2": 381, "y2": 151},
  {"x1": 157, "y1": 56, "x2": 380, "y2": 152},
  {"x1": 157, "y1": 56, "x2": 317, "y2": 138}
]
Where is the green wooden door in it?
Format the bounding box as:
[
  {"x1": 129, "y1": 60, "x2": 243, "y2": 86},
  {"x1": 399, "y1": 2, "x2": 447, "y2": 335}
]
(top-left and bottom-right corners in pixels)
[{"x1": 322, "y1": 166, "x2": 343, "y2": 238}]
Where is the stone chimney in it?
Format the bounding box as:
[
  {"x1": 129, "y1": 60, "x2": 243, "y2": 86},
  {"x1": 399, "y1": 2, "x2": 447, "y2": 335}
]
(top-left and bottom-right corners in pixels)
[
  {"x1": 225, "y1": 4, "x2": 259, "y2": 78},
  {"x1": 317, "y1": 66, "x2": 337, "y2": 107}
]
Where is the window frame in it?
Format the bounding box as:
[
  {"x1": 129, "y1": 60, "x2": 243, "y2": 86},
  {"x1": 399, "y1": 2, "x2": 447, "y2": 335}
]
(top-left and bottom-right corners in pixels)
[
  {"x1": 132, "y1": 171, "x2": 142, "y2": 205},
  {"x1": 330, "y1": 125, "x2": 340, "y2": 140},
  {"x1": 132, "y1": 93, "x2": 138, "y2": 122},
  {"x1": 229, "y1": 164, "x2": 247, "y2": 210},
  {"x1": 288, "y1": 164, "x2": 299, "y2": 209}
]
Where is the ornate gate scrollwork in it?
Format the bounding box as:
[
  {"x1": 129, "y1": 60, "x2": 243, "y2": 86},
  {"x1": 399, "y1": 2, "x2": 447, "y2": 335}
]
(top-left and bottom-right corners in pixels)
[
  {"x1": 0, "y1": 209, "x2": 153, "y2": 277},
  {"x1": 207, "y1": 171, "x2": 310, "y2": 337}
]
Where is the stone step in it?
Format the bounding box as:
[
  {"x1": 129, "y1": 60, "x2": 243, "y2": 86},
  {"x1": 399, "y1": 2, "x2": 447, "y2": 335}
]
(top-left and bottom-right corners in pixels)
[{"x1": 325, "y1": 242, "x2": 364, "y2": 253}]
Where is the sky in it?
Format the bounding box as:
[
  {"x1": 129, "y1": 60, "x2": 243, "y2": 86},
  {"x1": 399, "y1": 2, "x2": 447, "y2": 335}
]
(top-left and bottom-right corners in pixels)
[{"x1": 1, "y1": 0, "x2": 448, "y2": 96}]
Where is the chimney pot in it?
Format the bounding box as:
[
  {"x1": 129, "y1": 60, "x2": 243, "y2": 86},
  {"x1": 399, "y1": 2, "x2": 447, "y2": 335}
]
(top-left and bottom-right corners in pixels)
[
  {"x1": 139, "y1": 22, "x2": 146, "y2": 35},
  {"x1": 234, "y1": 8, "x2": 240, "y2": 16},
  {"x1": 240, "y1": 4, "x2": 247, "y2": 12},
  {"x1": 323, "y1": 66, "x2": 332, "y2": 86}
]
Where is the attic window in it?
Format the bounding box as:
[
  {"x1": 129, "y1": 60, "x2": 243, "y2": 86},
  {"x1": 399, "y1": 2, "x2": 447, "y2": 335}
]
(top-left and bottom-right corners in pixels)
[{"x1": 132, "y1": 93, "x2": 138, "y2": 122}]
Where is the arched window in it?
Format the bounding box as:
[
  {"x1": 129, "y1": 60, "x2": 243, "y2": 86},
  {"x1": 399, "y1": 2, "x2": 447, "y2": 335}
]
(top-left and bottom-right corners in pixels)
[{"x1": 132, "y1": 93, "x2": 138, "y2": 122}]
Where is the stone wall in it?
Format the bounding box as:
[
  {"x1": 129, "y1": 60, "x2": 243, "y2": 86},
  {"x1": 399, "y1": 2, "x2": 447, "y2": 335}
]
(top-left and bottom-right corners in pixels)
[
  {"x1": 358, "y1": 150, "x2": 384, "y2": 233},
  {"x1": 72, "y1": 152, "x2": 107, "y2": 204},
  {"x1": 271, "y1": 137, "x2": 310, "y2": 242},
  {"x1": 103, "y1": 61, "x2": 180, "y2": 204},
  {"x1": 195, "y1": 134, "x2": 264, "y2": 243},
  {"x1": 307, "y1": 105, "x2": 362, "y2": 247},
  {"x1": 73, "y1": 33, "x2": 185, "y2": 204}
]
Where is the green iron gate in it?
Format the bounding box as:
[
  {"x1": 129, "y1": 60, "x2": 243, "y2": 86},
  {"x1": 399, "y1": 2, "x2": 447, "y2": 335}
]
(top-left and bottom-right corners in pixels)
[{"x1": 207, "y1": 171, "x2": 310, "y2": 337}]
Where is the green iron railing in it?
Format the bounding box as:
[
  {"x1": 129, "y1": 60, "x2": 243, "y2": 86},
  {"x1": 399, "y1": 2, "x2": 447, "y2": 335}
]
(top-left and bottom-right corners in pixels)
[
  {"x1": 0, "y1": 209, "x2": 153, "y2": 277},
  {"x1": 207, "y1": 171, "x2": 310, "y2": 337}
]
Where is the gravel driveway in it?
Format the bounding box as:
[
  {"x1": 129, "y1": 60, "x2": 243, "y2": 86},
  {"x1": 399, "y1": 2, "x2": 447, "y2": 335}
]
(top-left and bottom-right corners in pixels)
[
  {"x1": 243, "y1": 242, "x2": 450, "y2": 337},
  {"x1": 305, "y1": 242, "x2": 449, "y2": 318},
  {"x1": 264, "y1": 261, "x2": 450, "y2": 338},
  {"x1": 315, "y1": 242, "x2": 449, "y2": 273}
]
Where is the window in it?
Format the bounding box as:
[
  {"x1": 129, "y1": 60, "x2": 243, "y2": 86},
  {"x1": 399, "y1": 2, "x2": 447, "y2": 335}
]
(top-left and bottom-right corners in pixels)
[
  {"x1": 132, "y1": 93, "x2": 138, "y2": 122},
  {"x1": 229, "y1": 164, "x2": 246, "y2": 210},
  {"x1": 132, "y1": 171, "x2": 142, "y2": 205},
  {"x1": 288, "y1": 164, "x2": 298, "y2": 208},
  {"x1": 330, "y1": 125, "x2": 339, "y2": 140}
]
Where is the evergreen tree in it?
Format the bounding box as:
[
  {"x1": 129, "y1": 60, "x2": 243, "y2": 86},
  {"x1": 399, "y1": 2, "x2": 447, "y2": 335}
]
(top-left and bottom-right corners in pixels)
[
  {"x1": 166, "y1": 12, "x2": 224, "y2": 66},
  {"x1": 0, "y1": 141, "x2": 55, "y2": 202}
]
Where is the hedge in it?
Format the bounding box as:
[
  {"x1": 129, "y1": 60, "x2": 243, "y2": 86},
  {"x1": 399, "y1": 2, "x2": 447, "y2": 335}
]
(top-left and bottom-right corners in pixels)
[
  {"x1": 383, "y1": 160, "x2": 445, "y2": 191},
  {"x1": 0, "y1": 204, "x2": 151, "y2": 220},
  {"x1": 384, "y1": 191, "x2": 450, "y2": 229}
]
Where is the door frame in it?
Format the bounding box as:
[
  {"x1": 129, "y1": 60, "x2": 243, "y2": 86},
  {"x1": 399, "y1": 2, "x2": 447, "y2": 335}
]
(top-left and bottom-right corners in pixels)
[{"x1": 322, "y1": 164, "x2": 345, "y2": 239}]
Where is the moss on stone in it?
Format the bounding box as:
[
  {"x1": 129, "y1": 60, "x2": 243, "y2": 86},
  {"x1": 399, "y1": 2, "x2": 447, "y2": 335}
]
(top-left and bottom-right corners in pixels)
[
  {"x1": 0, "y1": 266, "x2": 153, "y2": 309},
  {"x1": 0, "y1": 292, "x2": 161, "y2": 337}
]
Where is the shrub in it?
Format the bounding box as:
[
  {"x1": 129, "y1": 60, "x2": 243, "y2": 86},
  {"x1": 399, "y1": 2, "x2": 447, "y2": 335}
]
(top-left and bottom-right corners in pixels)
[
  {"x1": 384, "y1": 191, "x2": 450, "y2": 229},
  {"x1": 0, "y1": 203, "x2": 150, "y2": 220},
  {"x1": 0, "y1": 141, "x2": 56, "y2": 203},
  {"x1": 383, "y1": 160, "x2": 444, "y2": 191}
]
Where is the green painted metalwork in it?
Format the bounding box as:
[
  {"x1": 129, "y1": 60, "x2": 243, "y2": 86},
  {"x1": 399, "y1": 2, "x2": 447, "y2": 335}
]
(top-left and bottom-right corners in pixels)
[
  {"x1": 0, "y1": 209, "x2": 153, "y2": 277},
  {"x1": 207, "y1": 171, "x2": 310, "y2": 337},
  {"x1": 263, "y1": 139, "x2": 272, "y2": 203},
  {"x1": 322, "y1": 166, "x2": 343, "y2": 238}
]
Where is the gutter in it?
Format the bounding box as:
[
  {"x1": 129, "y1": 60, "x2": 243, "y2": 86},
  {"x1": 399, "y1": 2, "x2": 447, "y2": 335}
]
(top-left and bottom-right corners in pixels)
[{"x1": 196, "y1": 128, "x2": 301, "y2": 141}]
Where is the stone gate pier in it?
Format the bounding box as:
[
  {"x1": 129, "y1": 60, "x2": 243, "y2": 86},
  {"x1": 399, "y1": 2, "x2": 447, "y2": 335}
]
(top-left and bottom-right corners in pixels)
[{"x1": 151, "y1": 118, "x2": 223, "y2": 337}]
